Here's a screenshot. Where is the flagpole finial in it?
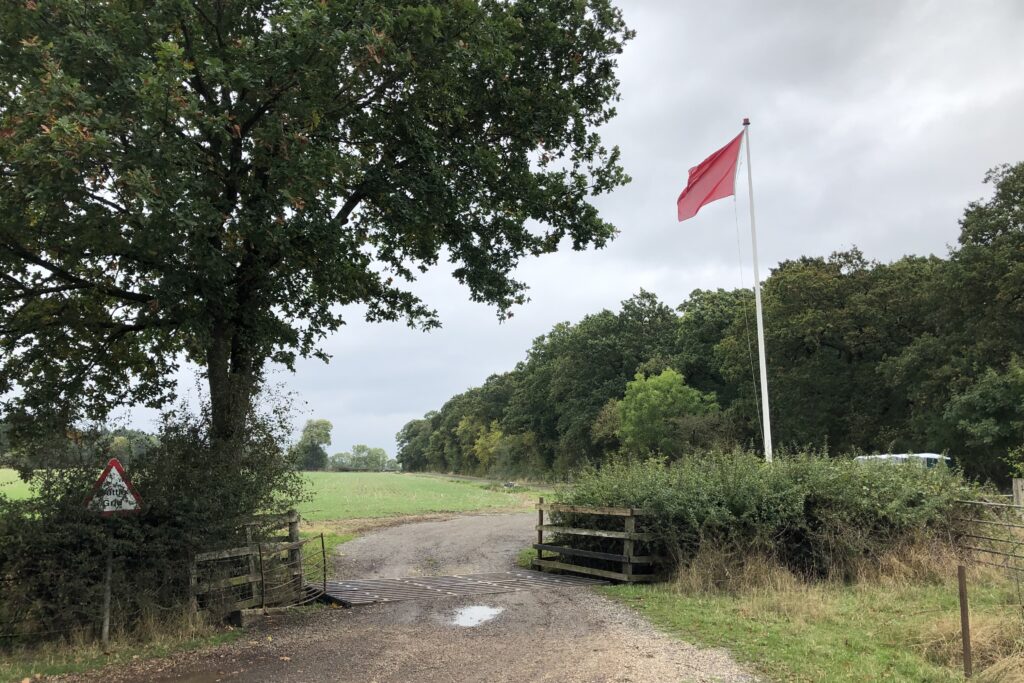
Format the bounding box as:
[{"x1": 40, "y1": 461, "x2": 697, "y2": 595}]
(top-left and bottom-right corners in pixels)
[{"x1": 742, "y1": 117, "x2": 750, "y2": 126}]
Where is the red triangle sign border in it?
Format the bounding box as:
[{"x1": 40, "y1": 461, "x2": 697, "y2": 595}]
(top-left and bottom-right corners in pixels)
[{"x1": 85, "y1": 457, "x2": 144, "y2": 517}]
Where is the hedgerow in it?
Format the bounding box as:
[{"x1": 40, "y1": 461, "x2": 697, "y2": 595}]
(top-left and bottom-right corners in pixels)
[
  {"x1": 560, "y1": 453, "x2": 979, "y2": 581},
  {"x1": 0, "y1": 400, "x2": 306, "y2": 645}
]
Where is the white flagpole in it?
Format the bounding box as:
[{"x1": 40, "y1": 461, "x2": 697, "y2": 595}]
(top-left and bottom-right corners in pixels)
[{"x1": 742, "y1": 117, "x2": 774, "y2": 463}]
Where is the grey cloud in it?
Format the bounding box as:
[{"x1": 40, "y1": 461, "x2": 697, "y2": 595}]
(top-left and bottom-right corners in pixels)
[{"x1": 129, "y1": 1, "x2": 1024, "y2": 454}]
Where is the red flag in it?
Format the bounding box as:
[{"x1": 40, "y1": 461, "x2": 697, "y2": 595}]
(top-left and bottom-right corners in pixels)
[{"x1": 676, "y1": 131, "x2": 744, "y2": 222}]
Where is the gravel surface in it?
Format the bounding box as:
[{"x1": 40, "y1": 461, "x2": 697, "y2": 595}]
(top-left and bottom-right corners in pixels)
[{"x1": 59, "y1": 512, "x2": 755, "y2": 683}]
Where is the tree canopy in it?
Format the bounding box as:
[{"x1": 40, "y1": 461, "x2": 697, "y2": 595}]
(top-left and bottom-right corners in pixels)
[
  {"x1": 398, "y1": 163, "x2": 1024, "y2": 482},
  {"x1": 0, "y1": 0, "x2": 632, "y2": 443},
  {"x1": 291, "y1": 418, "x2": 332, "y2": 470}
]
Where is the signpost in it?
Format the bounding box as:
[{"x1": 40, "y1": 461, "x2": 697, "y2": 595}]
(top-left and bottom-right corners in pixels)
[{"x1": 85, "y1": 458, "x2": 142, "y2": 651}]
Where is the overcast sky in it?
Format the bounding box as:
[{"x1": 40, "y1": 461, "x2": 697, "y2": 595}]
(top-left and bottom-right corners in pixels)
[{"x1": 130, "y1": 0, "x2": 1024, "y2": 455}]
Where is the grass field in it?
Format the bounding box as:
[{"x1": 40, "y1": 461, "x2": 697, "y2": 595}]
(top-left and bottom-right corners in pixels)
[
  {"x1": 0, "y1": 468, "x2": 544, "y2": 517},
  {"x1": 0, "y1": 468, "x2": 32, "y2": 500},
  {"x1": 604, "y1": 575, "x2": 1020, "y2": 682},
  {"x1": 298, "y1": 471, "x2": 540, "y2": 521}
]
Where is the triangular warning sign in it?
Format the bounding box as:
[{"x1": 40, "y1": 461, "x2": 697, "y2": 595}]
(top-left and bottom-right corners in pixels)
[{"x1": 85, "y1": 458, "x2": 143, "y2": 516}]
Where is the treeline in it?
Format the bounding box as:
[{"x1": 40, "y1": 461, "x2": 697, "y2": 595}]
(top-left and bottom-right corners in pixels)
[
  {"x1": 290, "y1": 419, "x2": 398, "y2": 472},
  {"x1": 396, "y1": 163, "x2": 1024, "y2": 482}
]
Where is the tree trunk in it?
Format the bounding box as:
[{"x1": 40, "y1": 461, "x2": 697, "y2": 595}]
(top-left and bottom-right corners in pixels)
[{"x1": 206, "y1": 321, "x2": 258, "y2": 447}]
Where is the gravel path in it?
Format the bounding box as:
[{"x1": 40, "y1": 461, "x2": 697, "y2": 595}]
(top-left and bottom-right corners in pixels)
[{"x1": 61, "y1": 512, "x2": 755, "y2": 683}]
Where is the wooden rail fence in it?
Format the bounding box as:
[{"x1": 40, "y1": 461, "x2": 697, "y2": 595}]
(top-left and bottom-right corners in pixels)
[
  {"x1": 189, "y1": 510, "x2": 326, "y2": 616},
  {"x1": 532, "y1": 497, "x2": 659, "y2": 582}
]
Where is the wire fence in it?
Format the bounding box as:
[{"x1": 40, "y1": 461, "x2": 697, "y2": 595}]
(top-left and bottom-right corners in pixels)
[
  {"x1": 951, "y1": 495, "x2": 1024, "y2": 677},
  {"x1": 954, "y1": 499, "x2": 1024, "y2": 598}
]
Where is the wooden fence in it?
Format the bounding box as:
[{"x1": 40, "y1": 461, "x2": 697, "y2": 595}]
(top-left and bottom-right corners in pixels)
[
  {"x1": 532, "y1": 497, "x2": 659, "y2": 582},
  {"x1": 189, "y1": 510, "x2": 327, "y2": 616}
]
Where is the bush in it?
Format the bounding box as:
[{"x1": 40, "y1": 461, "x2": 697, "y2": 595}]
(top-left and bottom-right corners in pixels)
[
  {"x1": 561, "y1": 453, "x2": 979, "y2": 582},
  {"x1": 0, "y1": 398, "x2": 307, "y2": 645}
]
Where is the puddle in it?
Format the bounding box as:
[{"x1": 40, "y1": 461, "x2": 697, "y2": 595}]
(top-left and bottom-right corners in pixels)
[{"x1": 451, "y1": 605, "x2": 503, "y2": 627}]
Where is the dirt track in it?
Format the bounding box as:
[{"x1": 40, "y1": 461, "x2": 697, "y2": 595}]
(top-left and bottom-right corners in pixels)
[{"x1": 63, "y1": 512, "x2": 754, "y2": 683}]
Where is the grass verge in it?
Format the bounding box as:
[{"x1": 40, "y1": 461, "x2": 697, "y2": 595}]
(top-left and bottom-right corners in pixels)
[
  {"x1": 0, "y1": 624, "x2": 243, "y2": 681},
  {"x1": 516, "y1": 547, "x2": 538, "y2": 569},
  {"x1": 603, "y1": 568, "x2": 1024, "y2": 682}
]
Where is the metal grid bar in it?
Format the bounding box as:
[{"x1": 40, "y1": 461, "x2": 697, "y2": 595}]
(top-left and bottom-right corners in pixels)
[{"x1": 320, "y1": 570, "x2": 607, "y2": 606}]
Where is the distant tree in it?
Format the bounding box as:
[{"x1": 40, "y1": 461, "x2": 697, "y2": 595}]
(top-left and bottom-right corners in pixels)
[
  {"x1": 106, "y1": 428, "x2": 160, "y2": 466},
  {"x1": 617, "y1": 369, "x2": 717, "y2": 459},
  {"x1": 333, "y1": 444, "x2": 389, "y2": 471},
  {"x1": 349, "y1": 444, "x2": 388, "y2": 472},
  {"x1": 396, "y1": 415, "x2": 435, "y2": 472},
  {"x1": 0, "y1": 1, "x2": 633, "y2": 452},
  {"x1": 328, "y1": 451, "x2": 351, "y2": 471},
  {"x1": 291, "y1": 420, "x2": 332, "y2": 471}
]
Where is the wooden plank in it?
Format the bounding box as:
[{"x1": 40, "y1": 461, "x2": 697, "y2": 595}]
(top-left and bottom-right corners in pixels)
[
  {"x1": 232, "y1": 596, "x2": 264, "y2": 610},
  {"x1": 195, "y1": 545, "x2": 254, "y2": 562},
  {"x1": 537, "y1": 503, "x2": 649, "y2": 516},
  {"x1": 533, "y1": 544, "x2": 662, "y2": 565},
  {"x1": 262, "y1": 540, "x2": 305, "y2": 555},
  {"x1": 533, "y1": 543, "x2": 628, "y2": 563},
  {"x1": 535, "y1": 524, "x2": 653, "y2": 541},
  {"x1": 531, "y1": 558, "x2": 657, "y2": 582},
  {"x1": 193, "y1": 573, "x2": 261, "y2": 594},
  {"x1": 245, "y1": 512, "x2": 293, "y2": 528},
  {"x1": 196, "y1": 540, "x2": 305, "y2": 563}
]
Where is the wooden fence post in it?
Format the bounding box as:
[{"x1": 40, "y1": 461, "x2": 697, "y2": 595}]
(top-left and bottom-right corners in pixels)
[
  {"x1": 320, "y1": 532, "x2": 327, "y2": 596},
  {"x1": 958, "y1": 564, "x2": 973, "y2": 678},
  {"x1": 187, "y1": 555, "x2": 198, "y2": 615},
  {"x1": 258, "y1": 543, "x2": 267, "y2": 612},
  {"x1": 537, "y1": 497, "x2": 545, "y2": 562},
  {"x1": 245, "y1": 524, "x2": 258, "y2": 604},
  {"x1": 1013, "y1": 479, "x2": 1024, "y2": 513},
  {"x1": 101, "y1": 541, "x2": 113, "y2": 652},
  {"x1": 287, "y1": 510, "x2": 302, "y2": 601},
  {"x1": 622, "y1": 514, "x2": 635, "y2": 581}
]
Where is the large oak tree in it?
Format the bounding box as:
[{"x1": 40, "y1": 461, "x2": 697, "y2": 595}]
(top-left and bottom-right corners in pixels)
[{"x1": 0, "y1": 0, "x2": 632, "y2": 442}]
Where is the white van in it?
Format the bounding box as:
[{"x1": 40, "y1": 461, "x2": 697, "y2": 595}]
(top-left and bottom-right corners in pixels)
[{"x1": 853, "y1": 453, "x2": 950, "y2": 469}]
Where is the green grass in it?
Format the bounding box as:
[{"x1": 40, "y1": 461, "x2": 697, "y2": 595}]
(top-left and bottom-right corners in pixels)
[
  {"x1": 603, "y1": 576, "x2": 1019, "y2": 682},
  {"x1": 516, "y1": 547, "x2": 538, "y2": 569},
  {"x1": 0, "y1": 469, "x2": 548, "y2": 518},
  {"x1": 0, "y1": 468, "x2": 32, "y2": 500},
  {"x1": 298, "y1": 472, "x2": 537, "y2": 521},
  {"x1": 299, "y1": 529, "x2": 356, "y2": 577},
  {"x1": 0, "y1": 628, "x2": 243, "y2": 681}
]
